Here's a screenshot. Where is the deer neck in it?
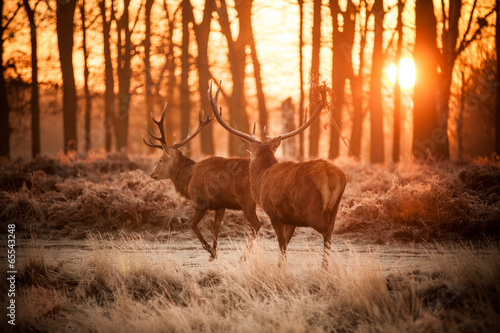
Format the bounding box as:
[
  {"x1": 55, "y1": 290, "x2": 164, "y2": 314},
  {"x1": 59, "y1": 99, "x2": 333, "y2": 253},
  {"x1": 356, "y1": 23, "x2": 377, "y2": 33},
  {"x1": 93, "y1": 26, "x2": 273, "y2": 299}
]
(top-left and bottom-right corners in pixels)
[
  {"x1": 249, "y1": 151, "x2": 278, "y2": 202},
  {"x1": 170, "y1": 155, "x2": 195, "y2": 199}
]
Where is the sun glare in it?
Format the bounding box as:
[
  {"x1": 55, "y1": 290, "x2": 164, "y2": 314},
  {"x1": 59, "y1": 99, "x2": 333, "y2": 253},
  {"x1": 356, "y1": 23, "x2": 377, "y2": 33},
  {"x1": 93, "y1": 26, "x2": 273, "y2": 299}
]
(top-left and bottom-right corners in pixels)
[{"x1": 387, "y1": 58, "x2": 416, "y2": 89}]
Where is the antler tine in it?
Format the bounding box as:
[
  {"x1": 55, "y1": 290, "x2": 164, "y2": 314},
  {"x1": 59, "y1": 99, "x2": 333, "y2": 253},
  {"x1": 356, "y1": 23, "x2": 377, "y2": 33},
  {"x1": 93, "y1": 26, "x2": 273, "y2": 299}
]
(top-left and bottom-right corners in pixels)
[
  {"x1": 170, "y1": 108, "x2": 213, "y2": 149},
  {"x1": 142, "y1": 133, "x2": 163, "y2": 149},
  {"x1": 143, "y1": 103, "x2": 168, "y2": 150},
  {"x1": 277, "y1": 83, "x2": 327, "y2": 141},
  {"x1": 208, "y1": 80, "x2": 260, "y2": 144},
  {"x1": 264, "y1": 125, "x2": 272, "y2": 139}
]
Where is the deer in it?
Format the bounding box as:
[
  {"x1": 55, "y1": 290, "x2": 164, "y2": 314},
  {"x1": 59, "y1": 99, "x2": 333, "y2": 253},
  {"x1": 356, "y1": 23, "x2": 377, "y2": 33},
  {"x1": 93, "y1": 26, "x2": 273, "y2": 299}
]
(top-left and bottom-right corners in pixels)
[
  {"x1": 208, "y1": 80, "x2": 347, "y2": 269},
  {"x1": 143, "y1": 103, "x2": 261, "y2": 261}
]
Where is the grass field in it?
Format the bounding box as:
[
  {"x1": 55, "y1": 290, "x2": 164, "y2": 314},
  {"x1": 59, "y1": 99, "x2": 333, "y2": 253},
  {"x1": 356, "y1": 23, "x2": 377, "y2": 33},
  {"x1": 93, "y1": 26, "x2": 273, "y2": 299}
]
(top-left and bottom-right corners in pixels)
[{"x1": 1, "y1": 152, "x2": 500, "y2": 331}]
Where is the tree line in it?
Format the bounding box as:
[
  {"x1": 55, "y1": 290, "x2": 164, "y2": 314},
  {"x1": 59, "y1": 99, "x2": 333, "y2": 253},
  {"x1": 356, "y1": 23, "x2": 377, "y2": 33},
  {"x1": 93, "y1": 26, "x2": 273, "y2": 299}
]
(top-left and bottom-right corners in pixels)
[{"x1": 0, "y1": 0, "x2": 498, "y2": 162}]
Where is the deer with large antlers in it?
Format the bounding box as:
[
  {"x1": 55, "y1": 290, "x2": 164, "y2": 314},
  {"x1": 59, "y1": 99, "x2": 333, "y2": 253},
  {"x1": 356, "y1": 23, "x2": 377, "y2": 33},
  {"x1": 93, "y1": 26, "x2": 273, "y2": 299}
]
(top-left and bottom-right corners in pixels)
[
  {"x1": 209, "y1": 81, "x2": 346, "y2": 268},
  {"x1": 144, "y1": 104, "x2": 261, "y2": 260}
]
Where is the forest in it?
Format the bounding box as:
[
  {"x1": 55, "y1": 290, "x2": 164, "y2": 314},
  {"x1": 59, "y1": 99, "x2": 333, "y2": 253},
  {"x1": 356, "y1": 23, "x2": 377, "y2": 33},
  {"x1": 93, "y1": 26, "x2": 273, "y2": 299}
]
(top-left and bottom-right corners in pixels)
[
  {"x1": 1, "y1": 0, "x2": 500, "y2": 332},
  {"x1": 0, "y1": 0, "x2": 498, "y2": 162}
]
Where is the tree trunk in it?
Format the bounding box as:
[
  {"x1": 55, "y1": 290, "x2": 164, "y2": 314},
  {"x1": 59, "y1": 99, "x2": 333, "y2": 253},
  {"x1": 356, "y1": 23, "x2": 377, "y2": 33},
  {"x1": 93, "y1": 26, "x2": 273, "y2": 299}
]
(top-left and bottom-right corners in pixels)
[
  {"x1": 180, "y1": 0, "x2": 191, "y2": 151},
  {"x1": 80, "y1": 0, "x2": 91, "y2": 152},
  {"x1": 412, "y1": 0, "x2": 442, "y2": 160},
  {"x1": 57, "y1": 0, "x2": 78, "y2": 153},
  {"x1": 308, "y1": 0, "x2": 322, "y2": 158},
  {"x1": 0, "y1": 0, "x2": 10, "y2": 158},
  {"x1": 184, "y1": 0, "x2": 215, "y2": 155},
  {"x1": 163, "y1": 2, "x2": 178, "y2": 146},
  {"x1": 23, "y1": 0, "x2": 41, "y2": 157},
  {"x1": 217, "y1": 0, "x2": 250, "y2": 156},
  {"x1": 115, "y1": 0, "x2": 132, "y2": 152},
  {"x1": 329, "y1": 0, "x2": 354, "y2": 160},
  {"x1": 100, "y1": 0, "x2": 114, "y2": 152},
  {"x1": 235, "y1": 0, "x2": 268, "y2": 141},
  {"x1": 349, "y1": 2, "x2": 367, "y2": 159},
  {"x1": 369, "y1": 0, "x2": 385, "y2": 163},
  {"x1": 298, "y1": 0, "x2": 305, "y2": 159},
  {"x1": 496, "y1": 0, "x2": 500, "y2": 156},
  {"x1": 144, "y1": 0, "x2": 155, "y2": 153},
  {"x1": 393, "y1": 0, "x2": 404, "y2": 163}
]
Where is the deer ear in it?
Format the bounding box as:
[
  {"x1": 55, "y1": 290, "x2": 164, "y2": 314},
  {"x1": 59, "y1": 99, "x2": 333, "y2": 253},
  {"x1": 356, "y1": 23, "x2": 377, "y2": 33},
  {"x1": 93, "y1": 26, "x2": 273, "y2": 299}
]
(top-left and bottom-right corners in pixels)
[
  {"x1": 271, "y1": 137, "x2": 282, "y2": 153},
  {"x1": 240, "y1": 138, "x2": 255, "y2": 154}
]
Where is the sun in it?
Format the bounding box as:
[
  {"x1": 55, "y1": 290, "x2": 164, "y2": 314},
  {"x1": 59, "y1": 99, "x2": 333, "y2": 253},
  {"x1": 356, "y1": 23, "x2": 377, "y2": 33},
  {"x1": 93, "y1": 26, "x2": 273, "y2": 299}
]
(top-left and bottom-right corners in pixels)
[{"x1": 387, "y1": 58, "x2": 416, "y2": 89}]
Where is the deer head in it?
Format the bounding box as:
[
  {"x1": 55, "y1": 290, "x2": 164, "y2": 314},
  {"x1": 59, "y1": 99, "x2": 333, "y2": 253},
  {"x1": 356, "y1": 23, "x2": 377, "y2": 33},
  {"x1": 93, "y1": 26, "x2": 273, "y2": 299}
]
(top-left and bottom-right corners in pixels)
[
  {"x1": 207, "y1": 80, "x2": 327, "y2": 159},
  {"x1": 143, "y1": 103, "x2": 213, "y2": 180}
]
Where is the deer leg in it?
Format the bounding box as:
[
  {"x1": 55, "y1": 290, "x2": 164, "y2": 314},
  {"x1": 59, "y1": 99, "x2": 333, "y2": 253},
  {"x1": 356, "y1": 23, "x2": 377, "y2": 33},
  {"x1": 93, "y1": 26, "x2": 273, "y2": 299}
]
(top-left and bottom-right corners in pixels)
[
  {"x1": 210, "y1": 208, "x2": 225, "y2": 261},
  {"x1": 322, "y1": 232, "x2": 333, "y2": 270},
  {"x1": 190, "y1": 208, "x2": 211, "y2": 255},
  {"x1": 284, "y1": 225, "x2": 296, "y2": 248},
  {"x1": 273, "y1": 223, "x2": 287, "y2": 268},
  {"x1": 240, "y1": 203, "x2": 261, "y2": 261}
]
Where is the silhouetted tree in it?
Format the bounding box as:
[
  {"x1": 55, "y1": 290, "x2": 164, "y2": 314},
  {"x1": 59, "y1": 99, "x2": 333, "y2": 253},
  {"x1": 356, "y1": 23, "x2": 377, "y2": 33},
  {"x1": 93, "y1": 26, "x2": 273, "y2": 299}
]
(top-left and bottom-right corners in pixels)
[
  {"x1": 349, "y1": 1, "x2": 368, "y2": 159},
  {"x1": 392, "y1": 0, "x2": 405, "y2": 163},
  {"x1": 0, "y1": 0, "x2": 21, "y2": 158},
  {"x1": 235, "y1": 0, "x2": 268, "y2": 141},
  {"x1": 183, "y1": 0, "x2": 215, "y2": 154},
  {"x1": 216, "y1": 0, "x2": 250, "y2": 156},
  {"x1": 329, "y1": 0, "x2": 355, "y2": 159},
  {"x1": 100, "y1": 0, "x2": 114, "y2": 152},
  {"x1": 298, "y1": 0, "x2": 305, "y2": 159},
  {"x1": 180, "y1": 0, "x2": 191, "y2": 148},
  {"x1": 79, "y1": 0, "x2": 92, "y2": 152},
  {"x1": 369, "y1": 0, "x2": 385, "y2": 163},
  {"x1": 496, "y1": 0, "x2": 500, "y2": 156},
  {"x1": 57, "y1": 0, "x2": 78, "y2": 153},
  {"x1": 414, "y1": 0, "x2": 494, "y2": 160},
  {"x1": 115, "y1": 0, "x2": 132, "y2": 151},
  {"x1": 412, "y1": 0, "x2": 442, "y2": 160},
  {"x1": 144, "y1": 0, "x2": 155, "y2": 153},
  {"x1": 23, "y1": 0, "x2": 41, "y2": 157},
  {"x1": 308, "y1": 0, "x2": 322, "y2": 158}
]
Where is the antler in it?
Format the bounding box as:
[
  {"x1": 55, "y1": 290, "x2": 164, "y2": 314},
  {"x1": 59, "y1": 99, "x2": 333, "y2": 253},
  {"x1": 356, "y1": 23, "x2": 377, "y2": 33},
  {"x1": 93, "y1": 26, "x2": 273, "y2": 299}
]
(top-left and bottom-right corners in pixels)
[
  {"x1": 143, "y1": 102, "x2": 213, "y2": 150},
  {"x1": 209, "y1": 80, "x2": 328, "y2": 143},
  {"x1": 208, "y1": 80, "x2": 260, "y2": 144}
]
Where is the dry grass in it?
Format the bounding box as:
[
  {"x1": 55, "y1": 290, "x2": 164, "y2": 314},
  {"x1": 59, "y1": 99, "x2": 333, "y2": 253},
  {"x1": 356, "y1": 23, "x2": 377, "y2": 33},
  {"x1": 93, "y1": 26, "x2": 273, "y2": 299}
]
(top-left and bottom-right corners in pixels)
[
  {"x1": 1, "y1": 153, "x2": 499, "y2": 242},
  {"x1": 2, "y1": 235, "x2": 499, "y2": 332}
]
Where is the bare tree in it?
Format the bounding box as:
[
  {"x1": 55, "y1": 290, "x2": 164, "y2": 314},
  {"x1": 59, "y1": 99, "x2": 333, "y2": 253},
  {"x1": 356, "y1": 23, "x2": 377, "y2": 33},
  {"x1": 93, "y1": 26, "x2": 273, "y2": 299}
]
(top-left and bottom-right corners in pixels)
[
  {"x1": 349, "y1": 1, "x2": 368, "y2": 159},
  {"x1": 0, "y1": 1, "x2": 22, "y2": 158},
  {"x1": 234, "y1": 0, "x2": 268, "y2": 141},
  {"x1": 23, "y1": 0, "x2": 41, "y2": 157},
  {"x1": 496, "y1": 0, "x2": 500, "y2": 156},
  {"x1": 215, "y1": 0, "x2": 250, "y2": 156},
  {"x1": 144, "y1": 0, "x2": 155, "y2": 153},
  {"x1": 329, "y1": 0, "x2": 355, "y2": 159},
  {"x1": 308, "y1": 0, "x2": 322, "y2": 158},
  {"x1": 100, "y1": 0, "x2": 114, "y2": 152},
  {"x1": 413, "y1": 0, "x2": 494, "y2": 160},
  {"x1": 79, "y1": 0, "x2": 92, "y2": 152},
  {"x1": 369, "y1": 0, "x2": 385, "y2": 163},
  {"x1": 298, "y1": 0, "x2": 305, "y2": 159},
  {"x1": 413, "y1": 0, "x2": 441, "y2": 160},
  {"x1": 180, "y1": 0, "x2": 191, "y2": 150},
  {"x1": 183, "y1": 0, "x2": 215, "y2": 154},
  {"x1": 392, "y1": 0, "x2": 405, "y2": 163}
]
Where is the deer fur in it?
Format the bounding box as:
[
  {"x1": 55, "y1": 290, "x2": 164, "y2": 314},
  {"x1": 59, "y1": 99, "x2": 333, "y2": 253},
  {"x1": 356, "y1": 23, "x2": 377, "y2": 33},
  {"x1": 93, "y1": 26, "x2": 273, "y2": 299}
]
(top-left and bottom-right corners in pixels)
[
  {"x1": 209, "y1": 81, "x2": 346, "y2": 268},
  {"x1": 146, "y1": 107, "x2": 261, "y2": 260}
]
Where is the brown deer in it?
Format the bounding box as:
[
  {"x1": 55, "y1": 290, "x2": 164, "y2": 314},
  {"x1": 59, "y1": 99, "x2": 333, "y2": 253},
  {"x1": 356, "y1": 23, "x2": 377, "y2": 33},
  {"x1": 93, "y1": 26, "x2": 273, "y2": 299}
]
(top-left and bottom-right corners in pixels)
[
  {"x1": 208, "y1": 81, "x2": 346, "y2": 268},
  {"x1": 143, "y1": 103, "x2": 261, "y2": 260}
]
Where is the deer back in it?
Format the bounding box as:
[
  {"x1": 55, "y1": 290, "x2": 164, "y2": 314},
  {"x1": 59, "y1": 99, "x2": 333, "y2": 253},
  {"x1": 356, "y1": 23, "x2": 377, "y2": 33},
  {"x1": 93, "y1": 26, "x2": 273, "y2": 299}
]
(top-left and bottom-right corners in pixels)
[
  {"x1": 188, "y1": 157, "x2": 253, "y2": 211},
  {"x1": 252, "y1": 158, "x2": 346, "y2": 229}
]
